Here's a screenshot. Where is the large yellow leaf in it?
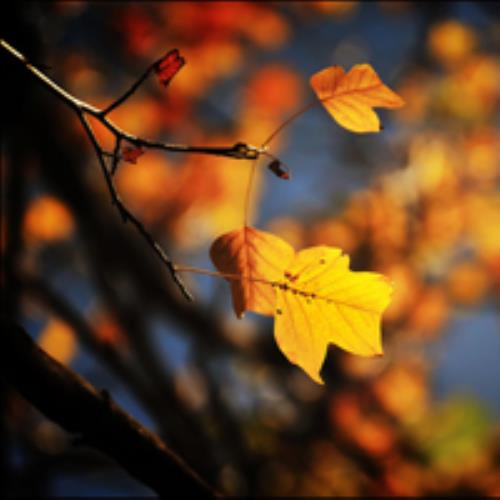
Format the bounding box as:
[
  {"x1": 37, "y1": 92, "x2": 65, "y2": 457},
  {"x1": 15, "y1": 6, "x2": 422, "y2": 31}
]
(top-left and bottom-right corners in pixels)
[
  {"x1": 210, "y1": 228, "x2": 393, "y2": 383},
  {"x1": 310, "y1": 64, "x2": 405, "y2": 133},
  {"x1": 210, "y1": 226, "x2": 295, "y2": 318},
  {"x1": 274, "y1": 246, "x2": 393, "y2": 383}
]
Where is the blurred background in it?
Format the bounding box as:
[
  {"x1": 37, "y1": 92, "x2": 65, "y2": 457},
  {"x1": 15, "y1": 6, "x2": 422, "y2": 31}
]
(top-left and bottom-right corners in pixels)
[{"x1": 2, "y1": 1, "x2": 500, "y2": 496}]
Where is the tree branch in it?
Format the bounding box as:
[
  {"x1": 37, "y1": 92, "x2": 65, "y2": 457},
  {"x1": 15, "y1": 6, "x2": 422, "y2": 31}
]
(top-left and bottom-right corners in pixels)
[
  {"x1": 1, "y1": 318, "x2": 219, "y2": 498},
  {"x1": 0, "y1": 38, "x2": 264, "y2": 161},
  {"x1": 0, "y1": 37, "x2": 265, "y2": 301}
]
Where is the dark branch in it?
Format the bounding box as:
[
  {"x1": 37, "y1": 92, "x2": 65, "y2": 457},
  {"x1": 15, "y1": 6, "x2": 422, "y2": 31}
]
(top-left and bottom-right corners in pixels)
[
  {"x1": 0, "y1": 38, "x2": 264, "y2": 161},
  {"x1": 0, "y1": 37, "x2": 266, "y2": 301},
  {"x1": 100, "y1": 63, "x2": 154, "y2": 116},
  {"x1": 79, "y1": 113, "x2": 193, "y2": 299},
  {"x1": 1, "y1": 318, "x2": 219, "y2": 498}
]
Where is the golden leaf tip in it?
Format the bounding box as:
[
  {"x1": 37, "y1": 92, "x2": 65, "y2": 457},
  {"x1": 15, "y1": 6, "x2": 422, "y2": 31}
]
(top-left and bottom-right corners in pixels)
[{"x1": 311, "y1": 373, "x2": 325, "y2": 385}]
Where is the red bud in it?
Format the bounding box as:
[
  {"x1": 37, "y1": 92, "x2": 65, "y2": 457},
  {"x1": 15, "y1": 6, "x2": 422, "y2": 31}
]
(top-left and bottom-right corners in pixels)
[
  {"x1": 154, "y1": 49, "x2": 185, "y2": 87},
  {"x1": 268, "y1": 159, "x2": 290, "y2": 180}
]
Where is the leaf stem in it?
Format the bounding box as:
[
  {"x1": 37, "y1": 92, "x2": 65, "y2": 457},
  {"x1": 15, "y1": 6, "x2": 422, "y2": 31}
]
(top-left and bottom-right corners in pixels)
[
  {"x1": 242, "y1": 99, "x2": 320, "y2": 227},
  {"x1": 175, "y1": 265, "x2": 275, "y2": 287},
  {"x1": 242, "y1": 158, "x2": 258, "y2": 228},
  {"x1": 100, "y1": 64, "x2": 154, "y2": 116},
  {"x1": 261, "y1": 100, "x2": 319, "y2": 148}
]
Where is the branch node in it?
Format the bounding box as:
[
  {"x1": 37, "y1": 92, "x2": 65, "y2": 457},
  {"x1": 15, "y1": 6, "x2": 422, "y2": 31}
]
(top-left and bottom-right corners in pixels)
[
  {"x1": 231, "y1": 142, "x2": 267, "y2": 160},
  {"x1": 116, "y1": 202, "x2": 129, "y2": 223}
]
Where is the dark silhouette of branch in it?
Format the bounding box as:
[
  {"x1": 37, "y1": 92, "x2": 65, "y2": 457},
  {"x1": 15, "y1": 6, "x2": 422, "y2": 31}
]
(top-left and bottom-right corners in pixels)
[
  {"x1": 1, "y1": 318, "x2": 219, "y2": 498},
  {"x1": 82, "y1": 260, "x2": 221, "y2": 479},
  {"x1": 0, "y1": 39, "x2": 262, "y2": 161},
  {"x1": 2, "y1": 30, "x2": 292, "y2": 493},
  {"x1": 19, "y1": 274, "x2": 191, "y2": 439},
  {"x1": 0, "y1": 37, "x2": 265, "y2": 301}
]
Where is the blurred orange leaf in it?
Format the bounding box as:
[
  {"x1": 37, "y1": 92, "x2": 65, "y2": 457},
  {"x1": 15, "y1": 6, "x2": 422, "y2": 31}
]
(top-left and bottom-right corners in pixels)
[
  {"x1": 93, "y1": 313, "x2": 127, "y2": 347},
  {"x1": 23, "y1": 195, "x2": 74, "y2": 244},
  {"x1": 245, "y1": 64, "x2": 302, "y2": 118},
  {"x1": 38, "y1": 319, "x2": 77, "y2": 365},
  {"x1": 407, "y1": 286, "x2": 448, "y2": 337},
  {"x1": 308, "y1": 1, "x2": 358, "y2": 16},
  {"x1": 373, "y1": 365, "x2": 429, "y2": 423},
  {"x1": 211, "y1": 227, "x2": 393, "y2": 383},
  {"x1": 310, "y1": 64, "x2": 405, "y2": 132},
  {"x1": 446, "y1": 262, "x2": 489, "y2": 306},
  {"x1": 115, "y1": 151, "x2": 174, "y2": 224},
  {"x1": 427, "y1": 20, "x2": 476, "y2": 68}
]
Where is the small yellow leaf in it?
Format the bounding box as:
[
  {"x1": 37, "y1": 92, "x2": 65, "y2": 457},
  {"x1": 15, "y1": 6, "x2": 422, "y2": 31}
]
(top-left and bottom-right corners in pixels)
[
  {"x1": 310, "y1": 64, "x2": 405, "y2": 132},
  {"x1": 210, "y1": 226, "x2": 295, "y2": 318}
]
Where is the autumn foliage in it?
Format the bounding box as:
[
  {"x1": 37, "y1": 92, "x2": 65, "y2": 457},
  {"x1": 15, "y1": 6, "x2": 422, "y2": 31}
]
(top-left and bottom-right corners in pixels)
[
  {"x1": 211, "y1": 225, "x2": 393, "y2": 383},
  {"x1": 4, "y1": 2, "x2": 500, "y2": 498},
  {"x1": 310, "y1": 64, "x2": 405, "y2": 132},
  {"x1": 206, "y1": 63, "x2": 403, "y2": 383}
]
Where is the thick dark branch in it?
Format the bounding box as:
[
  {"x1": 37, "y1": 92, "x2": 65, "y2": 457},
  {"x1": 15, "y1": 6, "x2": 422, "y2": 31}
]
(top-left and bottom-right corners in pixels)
[
  {"x1": 1, "y1": 318, "x2": 218, "y2": 498},
  {"x1": 19, "y1": 273, "x2": 177, "y2": 427}
]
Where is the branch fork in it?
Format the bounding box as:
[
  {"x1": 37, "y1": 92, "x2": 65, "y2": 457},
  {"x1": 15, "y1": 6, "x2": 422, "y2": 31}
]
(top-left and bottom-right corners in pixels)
[{"x1": 1, "y1": 37, "x2": 267, "y2": 300}]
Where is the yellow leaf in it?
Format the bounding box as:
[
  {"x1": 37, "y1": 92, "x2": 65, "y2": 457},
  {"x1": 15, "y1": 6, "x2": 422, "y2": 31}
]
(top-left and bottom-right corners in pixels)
[
  {"x1": 275, "y1": 246, "x2": 393, "y2": 383},
  {"x1": 210, "y1": 226, "x2": 295, "y2": 318},
  {"x1": 310, "y1": 64, "x2": 405, "y2": 132},
  {"x1": 210, "y1": 228, "x2": 393, "y2": 383}
]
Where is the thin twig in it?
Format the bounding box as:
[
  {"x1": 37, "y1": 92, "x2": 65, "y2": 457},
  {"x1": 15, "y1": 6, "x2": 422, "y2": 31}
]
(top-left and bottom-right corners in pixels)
[
  {"x1": 100, "y1": 65, "x2": 153, "y2": 116},
  {"x1": 101, "y1": 48, "x2": 185, "y2": 116},
  {"x1": 78, "y1": 113, "x2": 194, "y2": 300},
  {"x1": 0, "y1": 37, "x2": 266, "y2": 300},
  {"x1": 110, "y1": 136, "x2": 122, "y2": 175},
  {"x1": 0, "y1": 39, "x2": 262, "y2": 160}
]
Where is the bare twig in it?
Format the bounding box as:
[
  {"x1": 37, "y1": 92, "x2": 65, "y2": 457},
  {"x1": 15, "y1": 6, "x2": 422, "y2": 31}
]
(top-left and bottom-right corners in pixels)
[
  {"x1": 0, "y1": 37, "x2": 265, "y2": 300},
  {"x1": 78, "y1": 112, "x2": 195, "y2": 299},
  {"x1": 100, "y1": 63, "x2": 155, "y2": 117},
  {"x1": 0, "y1": 39, "x2": 263, "y2": 161},
  {"x1": 1, "y1": 318, "x2": 219, "y2": 498}
]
